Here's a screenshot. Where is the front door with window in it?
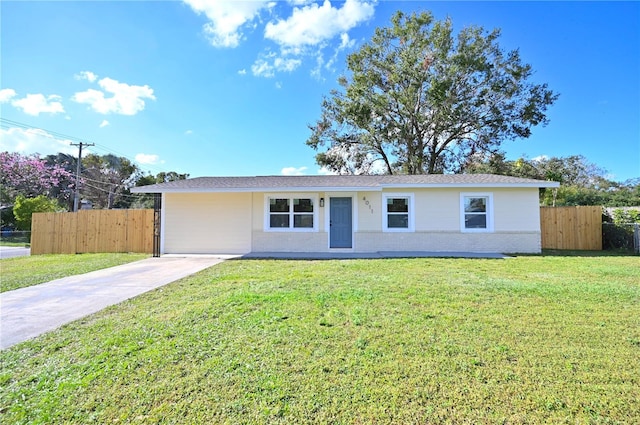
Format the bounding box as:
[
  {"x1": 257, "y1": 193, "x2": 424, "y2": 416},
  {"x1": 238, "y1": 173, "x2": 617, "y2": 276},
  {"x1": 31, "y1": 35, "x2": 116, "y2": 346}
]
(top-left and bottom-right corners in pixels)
[{"x1": 329, "y1": 197, "x2": 352, "y2": 248}]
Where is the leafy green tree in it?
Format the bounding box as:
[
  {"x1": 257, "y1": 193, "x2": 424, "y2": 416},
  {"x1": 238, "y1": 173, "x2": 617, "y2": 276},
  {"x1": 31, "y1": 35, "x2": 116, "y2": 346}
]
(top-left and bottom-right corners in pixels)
[
  {"x1": 131, "y1": 171, "x2": 190, "y2": 209},
  {"x1": 13, "y1": 195, "x2": 64, "y2": 231},
  {"x1": 154, "y1": 171, "x2": 190, "y2": 183},
  {"x1": 307, "y1": 11, "x2": 558, "y2": 175},
  {"x1": 596, "y1": 178, "x2": 640, "y2": 207},
  {"x1": 610, "y1": 208, "x2": 640, "y2": 224},
  {"x1": 466, "y1": 153, "x2": 639, "y2": 206},
  {"x1": 81, "y1": 154, "x2": 140, "y2": 209}
]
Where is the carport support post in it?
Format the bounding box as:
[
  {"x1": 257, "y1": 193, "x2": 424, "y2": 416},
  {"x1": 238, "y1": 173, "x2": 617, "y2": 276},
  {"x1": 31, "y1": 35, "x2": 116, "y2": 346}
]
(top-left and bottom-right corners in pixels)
[{"x1": 153, "y1": 193, "x2": 161, "y2": 257}]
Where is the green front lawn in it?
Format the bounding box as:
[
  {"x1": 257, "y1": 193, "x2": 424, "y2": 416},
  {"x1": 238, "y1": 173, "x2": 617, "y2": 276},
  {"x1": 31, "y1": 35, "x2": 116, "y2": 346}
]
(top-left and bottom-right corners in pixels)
[
  {"x1": 0, "y1": 253, "x2": 149, "y2": 292},
  {"x1": 1, "y1": 256, "x2": 638, "y2": 423}
]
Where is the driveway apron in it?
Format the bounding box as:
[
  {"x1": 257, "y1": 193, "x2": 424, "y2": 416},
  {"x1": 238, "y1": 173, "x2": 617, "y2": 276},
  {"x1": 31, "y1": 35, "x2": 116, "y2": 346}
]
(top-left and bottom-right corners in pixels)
[{"x1": 1, "y1": 256, "x2": 225, "y2": 349}]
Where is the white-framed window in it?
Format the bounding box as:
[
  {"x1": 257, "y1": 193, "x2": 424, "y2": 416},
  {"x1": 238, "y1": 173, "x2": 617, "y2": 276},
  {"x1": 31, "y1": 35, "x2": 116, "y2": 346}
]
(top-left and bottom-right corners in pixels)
[
  {"x1": 382, "y1": 193, "x2": 414, "y2": 232},
  {"x1": 265, "y1": 195, "x2": 318, "y2": 232},
  {"x1": 460, "y1": 193, "x2": 494, "y2": 232}
]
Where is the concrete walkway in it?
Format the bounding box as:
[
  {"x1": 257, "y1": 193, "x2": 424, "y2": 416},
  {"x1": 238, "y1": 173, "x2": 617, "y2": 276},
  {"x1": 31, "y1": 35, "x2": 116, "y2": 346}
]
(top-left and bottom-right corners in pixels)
[{"x1": 1, "y1": 256, "x2": 226, "y2": 350}]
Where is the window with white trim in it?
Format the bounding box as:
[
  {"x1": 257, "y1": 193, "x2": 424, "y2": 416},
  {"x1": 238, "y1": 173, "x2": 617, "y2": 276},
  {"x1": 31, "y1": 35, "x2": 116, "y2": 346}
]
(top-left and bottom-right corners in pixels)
[
  {"x1": 266, "y1": 196, "x2": 317, "y2": 231},
  {"x1": 460, "y1": 193, "x2": 493, "y2": 232},
  {"x1": 383, "y1": 194, "x2": 414, "y2": 232}
]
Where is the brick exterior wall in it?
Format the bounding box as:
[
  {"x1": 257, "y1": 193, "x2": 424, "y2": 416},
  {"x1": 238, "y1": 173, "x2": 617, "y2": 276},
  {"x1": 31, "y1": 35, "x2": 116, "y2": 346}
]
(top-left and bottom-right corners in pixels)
[
  {"x1": 355, "y1": 231, "x2": 541, "y2": 254},
  {"x1": 250, "y1": 231, "x2": 541, "y2": 254}
]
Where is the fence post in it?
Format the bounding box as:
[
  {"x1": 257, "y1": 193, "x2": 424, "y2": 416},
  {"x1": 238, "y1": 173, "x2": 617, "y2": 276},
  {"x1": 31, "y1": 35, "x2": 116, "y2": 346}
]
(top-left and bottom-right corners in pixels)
[
  {"x1": 634, "y1": 223, "x2": 639, "y2": 254},
  {"x1": 153, "y1": 194, "x2": 161, "y2": 257}
]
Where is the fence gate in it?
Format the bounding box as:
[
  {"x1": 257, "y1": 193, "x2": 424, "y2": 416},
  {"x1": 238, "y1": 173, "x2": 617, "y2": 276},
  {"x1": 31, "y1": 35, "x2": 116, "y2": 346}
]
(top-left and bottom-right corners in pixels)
[{"x1": 540, "y1": 206, "x2": 602, "y2": 250}]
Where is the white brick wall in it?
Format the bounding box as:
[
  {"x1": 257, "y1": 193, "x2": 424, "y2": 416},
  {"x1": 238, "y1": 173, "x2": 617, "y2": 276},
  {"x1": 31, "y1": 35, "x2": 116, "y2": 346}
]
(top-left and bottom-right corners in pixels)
[
  {"x1": 355, "y1": 231, "x2": 541, "y2": 254},
  {"x1": 252, "y1": 231, "x2": 329, "y2": 252},
  {"x1": 250, "y1": 230, "x2": 541, "y2": 253}
]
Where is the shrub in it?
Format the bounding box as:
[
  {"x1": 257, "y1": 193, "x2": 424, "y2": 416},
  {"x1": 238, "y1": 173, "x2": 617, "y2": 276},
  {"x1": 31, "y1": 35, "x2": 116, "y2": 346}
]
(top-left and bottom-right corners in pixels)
[
  {"x1": 602, "y1": 223, "x2": 635, "y2": 251},
  {"x1": 13, "y1": 195, "x2": 64, "y2": 231},
  {"x1": 611, "y1": 208, "x2": 640, "y2": 224}
]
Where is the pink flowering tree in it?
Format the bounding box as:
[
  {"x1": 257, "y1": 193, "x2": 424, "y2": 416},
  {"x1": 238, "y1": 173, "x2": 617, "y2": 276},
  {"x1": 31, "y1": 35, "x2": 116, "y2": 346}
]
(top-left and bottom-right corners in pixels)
[{"x1": 0, "y1": 151, "x2": 76, "y2": 207}]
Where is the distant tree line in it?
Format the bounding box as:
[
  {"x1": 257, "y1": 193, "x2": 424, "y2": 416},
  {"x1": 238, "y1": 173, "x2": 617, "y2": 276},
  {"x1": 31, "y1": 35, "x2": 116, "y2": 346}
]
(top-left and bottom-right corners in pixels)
[
  {"x1": 464, "y1": 153, "x2": 639, "y2": 207},
  {"x1": 2, "y1": 149, "x2": 638, "y2": 233},
  {"x1": 0, "y1": 151, "x2": 188, "y2": 231}
]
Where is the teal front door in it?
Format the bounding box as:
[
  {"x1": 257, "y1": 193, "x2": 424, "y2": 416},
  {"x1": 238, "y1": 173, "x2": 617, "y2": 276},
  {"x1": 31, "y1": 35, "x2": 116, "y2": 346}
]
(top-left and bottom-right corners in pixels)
[{"x1": 330, "y1": 197, "x2": 352, "y2": 248}]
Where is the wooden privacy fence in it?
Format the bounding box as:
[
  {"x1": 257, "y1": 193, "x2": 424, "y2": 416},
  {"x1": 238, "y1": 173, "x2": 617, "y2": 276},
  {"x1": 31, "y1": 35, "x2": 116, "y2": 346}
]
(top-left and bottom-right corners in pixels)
[
  {"x1": 31, "y1": 209, "x2": 154, "y2": 255},
  {"x1": 540, "y1": 206, "x2": 602, "y2": 250},
  {"x1": 31, "y1": 206, "x2": 602, "y2": 254}
]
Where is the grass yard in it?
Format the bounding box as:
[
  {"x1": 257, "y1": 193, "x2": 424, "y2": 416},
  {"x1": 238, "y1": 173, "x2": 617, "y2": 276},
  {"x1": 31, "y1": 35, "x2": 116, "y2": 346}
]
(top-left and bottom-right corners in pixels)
[
  {"x1": 0, "y1": 253, "x2": 149, "y2": 292},
  {"x1": 1, "y1": 255, "x2": 638, "y2": 424}
]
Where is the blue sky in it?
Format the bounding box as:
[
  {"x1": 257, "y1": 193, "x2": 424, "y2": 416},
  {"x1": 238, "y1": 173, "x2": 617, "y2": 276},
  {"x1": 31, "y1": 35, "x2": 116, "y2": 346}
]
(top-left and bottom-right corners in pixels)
[{"x1": 1, "y1": 1, "x2": 639, "y2": 182}]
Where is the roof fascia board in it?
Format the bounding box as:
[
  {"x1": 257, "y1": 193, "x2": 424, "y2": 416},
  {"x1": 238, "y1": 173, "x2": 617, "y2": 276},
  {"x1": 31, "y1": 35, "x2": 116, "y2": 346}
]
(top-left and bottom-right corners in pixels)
[
  {"x1": 131, "y1": 186, "x2": 383, "y2": 194},
  {"x1": 381, "y1": 182, "x2": 560, "y2": 189},
  {"x1": 131, "y1": 181, "x2": 560, "y2": 194}
]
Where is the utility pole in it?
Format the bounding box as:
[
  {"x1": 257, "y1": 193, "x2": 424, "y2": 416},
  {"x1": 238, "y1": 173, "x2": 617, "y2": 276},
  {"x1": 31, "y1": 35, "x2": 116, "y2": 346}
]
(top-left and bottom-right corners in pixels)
[{"x1": 71, "y1": 142, "x2": 94, "y2": 212}]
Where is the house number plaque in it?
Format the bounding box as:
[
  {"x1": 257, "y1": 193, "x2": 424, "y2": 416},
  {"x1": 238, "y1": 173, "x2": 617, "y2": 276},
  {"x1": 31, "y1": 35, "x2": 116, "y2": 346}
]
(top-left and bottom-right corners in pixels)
[{"x1": 362, "y1": 196, "x2": 374, "y2": 214}]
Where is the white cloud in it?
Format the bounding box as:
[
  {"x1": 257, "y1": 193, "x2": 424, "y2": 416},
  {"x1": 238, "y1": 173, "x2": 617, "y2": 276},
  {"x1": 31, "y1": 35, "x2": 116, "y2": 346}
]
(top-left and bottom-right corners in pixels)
[
  {"x1": 264, "y1": 0, "x2": 374, "y2": 47},
  {"x1": 251, "y1": 59, "x2": 274, "y2": 78},
  {"x1": 252, "y1": 54, "x2": 302, "y2": 77},
  {"x1": 182, "y1": 0, "x2": 375, "y2": 78},
  {"x1": 73, "y1": 77, "x2": 156, "y2": 115},
  {"x1": 311, "y1": 53, "x2": 325, "y2": 80},
  {"x1": 0, "y1": 88, "x2": 17, "y2": 103},
  {"x1": 74, "y1": 71, "x2": 98, "y2": 82},
  {"x1": 281, "y1": 166, "x2": 308, "y2": 175},
  {"x1": 182, "y1": 0, "x2": 272, "y2": 48},
  {"x1": 275, "y1": 56, "x2": 301, "y2": 72},
  {"x1": 0, "y1": 127, "x2": 76, "y2": 156},
  {"x1": 135, "y1": 153, "x2": 165, "y2": 165},
  {"x1": 99, "y1": 120, "x2": 110, "y2": 128},
  {"x1": 184, "y1": 129, "x2": 193, "y2": 135},
  {"x1": 275, "y1": 81, "x2": 282, "y2": 89},
  {"x1": 11, "y1": 93, "x2": 65, "y2": 116},
  {"x1": 338, "y1": 32, "x2": 355, "y2": 50}
]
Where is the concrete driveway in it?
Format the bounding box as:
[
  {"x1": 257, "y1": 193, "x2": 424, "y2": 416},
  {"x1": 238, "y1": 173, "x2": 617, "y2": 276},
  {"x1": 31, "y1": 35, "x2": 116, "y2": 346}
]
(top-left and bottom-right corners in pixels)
[{"x1": 1, "y1": 256, "x2": 227, "y2": 349}]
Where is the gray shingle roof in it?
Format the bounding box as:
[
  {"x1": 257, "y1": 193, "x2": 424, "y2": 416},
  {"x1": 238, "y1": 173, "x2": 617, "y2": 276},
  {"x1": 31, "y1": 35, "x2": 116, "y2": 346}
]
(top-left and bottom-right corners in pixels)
[{"x1": 131, "y1": 174, "x2": 559, "y2": 193}]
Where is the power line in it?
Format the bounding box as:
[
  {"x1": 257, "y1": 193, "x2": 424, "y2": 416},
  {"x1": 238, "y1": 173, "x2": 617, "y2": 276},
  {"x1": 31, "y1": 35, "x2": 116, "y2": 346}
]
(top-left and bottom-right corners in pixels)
[
  {"x1": 2, "y1": 118, "x2": 157, "y2": 209},
  {"x1": 77, "y1": 174, "x2": 137, "y2": 186},
  {"x1": 0, "y1": 118, "x2": 93, "y2": 145},
  {"x1": 81, "y1": 181, "x2": 144, "y2": 200},
  {"x1": 0, "y1": 117, "x2": 169, "y2": 175}
]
